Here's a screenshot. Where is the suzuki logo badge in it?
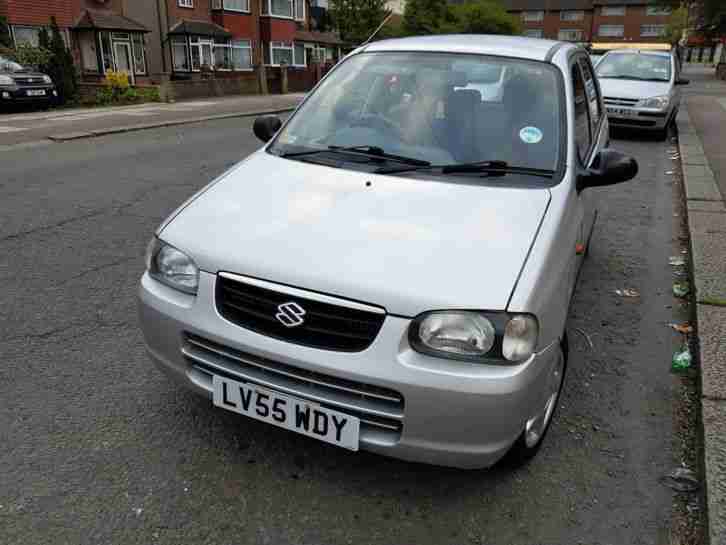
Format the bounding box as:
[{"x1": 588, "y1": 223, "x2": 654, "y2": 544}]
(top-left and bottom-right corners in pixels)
[{"x1": 275, "y1": 301, "x2": 306, "y2": 328}]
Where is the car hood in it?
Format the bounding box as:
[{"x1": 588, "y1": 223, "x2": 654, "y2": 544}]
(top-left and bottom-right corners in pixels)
[
  {"x1": 161, "y1": 152, "x2": 551, "y2": 317},
  {"x1": 598, "y1": 78, "x2": 671, "y2": 100}
]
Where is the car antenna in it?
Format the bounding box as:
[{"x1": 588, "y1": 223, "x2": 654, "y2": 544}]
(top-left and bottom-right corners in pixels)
[{"x1": 361, "y1": 12, "x2": 394, "y2": 46}]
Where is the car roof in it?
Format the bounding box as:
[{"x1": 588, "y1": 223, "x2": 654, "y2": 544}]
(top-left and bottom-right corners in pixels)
[{"x1": 362, "y1": 35, "x2": 577, "y2": 62}]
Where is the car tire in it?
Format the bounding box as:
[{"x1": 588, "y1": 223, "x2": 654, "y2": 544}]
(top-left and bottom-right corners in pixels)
[{"x1": 498, "y1": 334, "x2": 568, "y2": 468}]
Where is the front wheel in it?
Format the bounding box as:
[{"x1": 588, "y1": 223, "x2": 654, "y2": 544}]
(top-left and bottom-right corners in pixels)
[{"x1": 500, "y1": 335, "x2": 568, "y2": 467}]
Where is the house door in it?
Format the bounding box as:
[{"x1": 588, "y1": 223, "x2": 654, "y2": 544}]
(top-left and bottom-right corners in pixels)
[{"x1": 114, "y1": 42, "x2": 134, "y2": 84}]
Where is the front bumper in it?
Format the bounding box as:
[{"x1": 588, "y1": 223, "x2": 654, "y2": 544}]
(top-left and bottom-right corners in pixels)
[
  {"x1": 0, "y1": 85, "x2": 57, "y2": 103},
  {"x1": 138, "y1": 271, "x2": 562, "y2": 469},
  {"x1": 605, "y1": 105, "x2": 673, "y2": 130}
]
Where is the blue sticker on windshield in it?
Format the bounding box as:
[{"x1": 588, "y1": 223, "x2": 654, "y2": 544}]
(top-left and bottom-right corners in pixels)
[{"x1": 519, "y1": 126, "x2": 543, "y2": 144}]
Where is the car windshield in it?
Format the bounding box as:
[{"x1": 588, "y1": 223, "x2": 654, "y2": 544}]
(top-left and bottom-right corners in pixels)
[
  {"x1": 269, "y1": 52, "x2": 563, "y2": 176},
  {"x1": 0, "y1": 55, "x2": 24, "y2": 72},
  {"x1": 596, "y1": 52, "x2": 671, "y2": 82}
]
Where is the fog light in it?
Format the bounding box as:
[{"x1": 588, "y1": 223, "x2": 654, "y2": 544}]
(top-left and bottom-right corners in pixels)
[
  {"x1": 52, "y1": 90, "x2": 58, "y2": 96},
  {"x1": 1, "y1": 92, "x2": 9, "y2": 99}
]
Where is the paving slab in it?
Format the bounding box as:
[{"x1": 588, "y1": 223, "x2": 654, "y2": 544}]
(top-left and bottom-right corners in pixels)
[
  {"x1": 687, "y1": 200, "x2": 726, "y2": 213},
  {"x1": 684, "y1": 174, "x2": 723, "y2": 201},
  {"x1": 691, "y1": 228, "x2": 726, "y2": 303},
  {"x1": 688, "y1": 209, "x2": 726, "y2": 234},
  {"x1": 697, "y1": 304, "x2": 726, "y2": 400},
  {"x1": 702, "y1": 399, "x2": 726, "y2": 545}
]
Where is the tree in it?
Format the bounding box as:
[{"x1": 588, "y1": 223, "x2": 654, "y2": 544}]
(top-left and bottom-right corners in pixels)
[
  {"x1": 449, "y1": 1, "x2": 521, "y2": 35},
  {"x1": 402, "y1": 0, "x2": 452, "y2": 36},
  {"x1": 665, "y1": 6, "x2": 688, "y2": 45},
  {"x1": 42, "y1": 16, "x2": 78, "y2": 104},
  {"x1": 329, "y1": 0, "x2": 391, "y2": 44},
  {"x1": 0, "y1": 16, "x2": 12, "y2": 48}
]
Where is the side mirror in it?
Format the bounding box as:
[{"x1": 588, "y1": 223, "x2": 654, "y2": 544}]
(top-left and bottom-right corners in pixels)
[
  {"x1": 676, "y1": 78, "x2": 690, "y2": 85},
  {"x1": 253, "y1": 115, "x2": 282, "y2": 143},
  {"x1": 577, "y1": 149, "x2": 638, "y2": 192}
]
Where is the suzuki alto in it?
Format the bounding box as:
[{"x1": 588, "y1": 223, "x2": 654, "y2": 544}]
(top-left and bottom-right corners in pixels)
[{"x1": 139, "y1": 35, "x2": 638, "y2": 468}]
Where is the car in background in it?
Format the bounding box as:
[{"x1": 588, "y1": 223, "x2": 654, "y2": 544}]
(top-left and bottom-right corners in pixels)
[
  {"x1": 139, "y1": 35, "x2": 638, "y2": 469},
  {"x1": 0, "y1": 55, "x2": 57, "y2": 109},
  {"x1": 596, "y1": 49, "x2": 688, "y2": 140}
]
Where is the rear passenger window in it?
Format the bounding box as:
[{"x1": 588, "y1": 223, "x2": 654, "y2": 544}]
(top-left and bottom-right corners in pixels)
[{"x1": 572, "y1": 62, "x2": 591, "y2": 162}]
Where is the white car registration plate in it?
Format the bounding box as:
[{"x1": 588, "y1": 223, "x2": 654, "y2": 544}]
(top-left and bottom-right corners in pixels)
[
  {"x1": 26, "y1": 89, "x2": 46, "y2": 97},
  {"x1": 607, "y1": 107, "x2": 633, "y2": 117},
  {"x1": 212, "y1": 375, "x2": 360, "y2": 451}
]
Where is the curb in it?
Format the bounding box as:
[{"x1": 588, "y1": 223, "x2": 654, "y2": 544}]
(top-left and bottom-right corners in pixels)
[
  {"x1": 47, "y1": 107, "x2": 296, "y2": 142},
  {"x1": 677, "y1": 108, "x2": 726, "y2": 545}
]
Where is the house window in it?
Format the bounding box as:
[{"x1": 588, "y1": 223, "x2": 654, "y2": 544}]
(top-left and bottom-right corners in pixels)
[
  {"x1": 12, "y1": 26, "x2": 42, "y2": 46},
  {"x1": 178, "y1": 0, "x2": 194, "y2": 8},
  {"x1": 294, "y1": 0, "x2": 305, "y2": 20},
  {"x1": 598, "y1": 24, "x2": 624, "y2": 37},
  {"x1": 523, "y1": 29, "x2": 544, "y2": 38},
  {"x1": 99, "y1": 32, "x2": 113, "y2": 72},
  {"x1": 232, "y1": 40, "x2": 253, "y2": 69},
  {"x1": 558, "y1": 29, "x2": 583, "y2": 41},
  {"x1": 214, "y1": 0, "x2": 250, "y2": 11},
  {"x1": 560, "y1": 11, "x2": 583, "y2": 21},
  {"x1": 172, "y1": 37, "x2": 190, "y2": 71},
  {"x1": 269, "y1": 41, "x2": 293, "y2": 65},
  {"x1": 641, "y1": 24, "x2": 666, "y2": 37},
  {"x1": 190, "y1": 36, "x2": 214, "y2": 71},
  {"x1": 294, "y1": 42, "x2": 306, "y2": 65},
  {"x1": 267, "y1": 0, "x2": 293, "y2": 18},
  {"x1": 214, "y1": 39, "x2": 253, "y2": 70},
  {"x1": 132, "y1": 34, "x2": 146, "y2": 74},
  {"x1": 522, "y1": 11, "x2": 544, "y2": 22},
  {"x1": 646, "y1": 5, "x2": 671, "y2": 16},
  {"x1": 601, "y1": 5, "x2": 625, "y2": 16}
]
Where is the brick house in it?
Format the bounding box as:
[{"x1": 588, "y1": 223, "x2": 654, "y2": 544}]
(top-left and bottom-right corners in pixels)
[
  {"x1": 503, "y1": 0, "x2": 674, "y2": 45},
  {"x1": 0, "y1": 0, "x2": 342, "y2": 86}
]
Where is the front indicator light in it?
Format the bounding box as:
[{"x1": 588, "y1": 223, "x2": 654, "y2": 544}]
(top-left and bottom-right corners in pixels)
[{"x1": 503, "y1": 315, "x2": 539, "y2": 362}]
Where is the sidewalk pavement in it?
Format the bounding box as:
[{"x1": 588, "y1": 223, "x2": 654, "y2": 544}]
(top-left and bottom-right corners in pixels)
[
  {"x1": 0, "y1": 93, "x2": 305, "y2": 150},
  {"x1": 677, "y1": 67, "x2": 726, "y2": 545}
]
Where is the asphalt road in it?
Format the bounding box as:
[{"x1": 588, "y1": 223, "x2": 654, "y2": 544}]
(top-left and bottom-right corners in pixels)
[{"x1": 0, "y1": 118, "x2": 688, "y2": 544}]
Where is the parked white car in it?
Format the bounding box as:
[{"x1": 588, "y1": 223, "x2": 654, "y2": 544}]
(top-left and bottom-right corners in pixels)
[
  {"x1": 596, "y1": 49, "x2": 689, "y2": 139},
  {"x1": 139, "y1": 35, "x2": 638, "y2": 469}
]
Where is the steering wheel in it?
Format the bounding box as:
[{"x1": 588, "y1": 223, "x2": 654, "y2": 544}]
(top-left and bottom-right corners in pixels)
[{"x1": 351, "y1": 114, "x2": 403, "y2": 139}]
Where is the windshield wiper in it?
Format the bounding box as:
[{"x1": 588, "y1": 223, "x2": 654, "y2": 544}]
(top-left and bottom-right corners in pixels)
[
  {"x1": 599, "y1": 75, "x2": 668, "y2": 82},
  {"x1": 376, "y1": 160, "x2": 555, "y2": 179},
  {"x1": 281, "y1": 145, "x2": 431, "y2": 166}
]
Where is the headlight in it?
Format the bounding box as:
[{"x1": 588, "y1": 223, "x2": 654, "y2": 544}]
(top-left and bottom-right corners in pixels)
[
  {"x1": 145, "y1": 238, "x2": 199, "y2": 294},
  {"x1": 0, "y1": 75, "x2": 14, "y2": 85},
  {"x1": 42, "y1": 75, "x2": 52, "y2": 84},
  {"x1": 636, "y1": 95, "x2": 670, "y2": 109},
  {"x1": 409, "y1": 311, "x2": 539, "y2": 364}
]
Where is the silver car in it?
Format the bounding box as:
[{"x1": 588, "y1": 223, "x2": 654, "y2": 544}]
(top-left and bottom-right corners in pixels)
[
  {"x1": 139, "y1": 36, "x2": 638, "y2": 469},
  {"x1": 596, "y1": 49, "x2": 689, "y2": 140}
]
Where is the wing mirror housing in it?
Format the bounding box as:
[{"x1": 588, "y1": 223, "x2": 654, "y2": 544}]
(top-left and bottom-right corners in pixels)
[
  {"x1": 253, "y1": 115, "x2": 282, "y2": 143},
  {"x1": 676, "y1": 78, "x2": 690, "y2": 85},
  {"x1": 577, "y1": 149, "x2": 638, "y2": 192}
]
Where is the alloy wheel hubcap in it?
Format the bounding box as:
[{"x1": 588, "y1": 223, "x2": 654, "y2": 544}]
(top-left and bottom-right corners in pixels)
[{"x1": 524, "y1": 351, "x2": 564, "y2": 448}]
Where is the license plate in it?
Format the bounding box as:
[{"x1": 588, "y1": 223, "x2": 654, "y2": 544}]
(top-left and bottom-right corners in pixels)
[
  {"x1": 607, "y1": 107, "x2": 632, "y2": 116},
  {"x1": 26, "y1": 89, "x2": 46, "y2": 97},
  {"x1": 212, "y1": 375, "x2": 360, "y2": 451}
]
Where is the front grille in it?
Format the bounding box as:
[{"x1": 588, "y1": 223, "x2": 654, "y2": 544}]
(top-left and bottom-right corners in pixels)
[
  {"x1": 609, "y1": 118, "x2": 657, "y2": 127},
  {"x1": 216, "y1": 273, "x2": 386, "y2": 352},
  {"x1": 604, "y1": 96, "x2": 639, "y2": 107},
  {"x1": 182, "y1": 334, "x2": 404, "y2": 440},
  {"x1": 12, "y1": 77, "x2": 46, "y2": 87}
]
